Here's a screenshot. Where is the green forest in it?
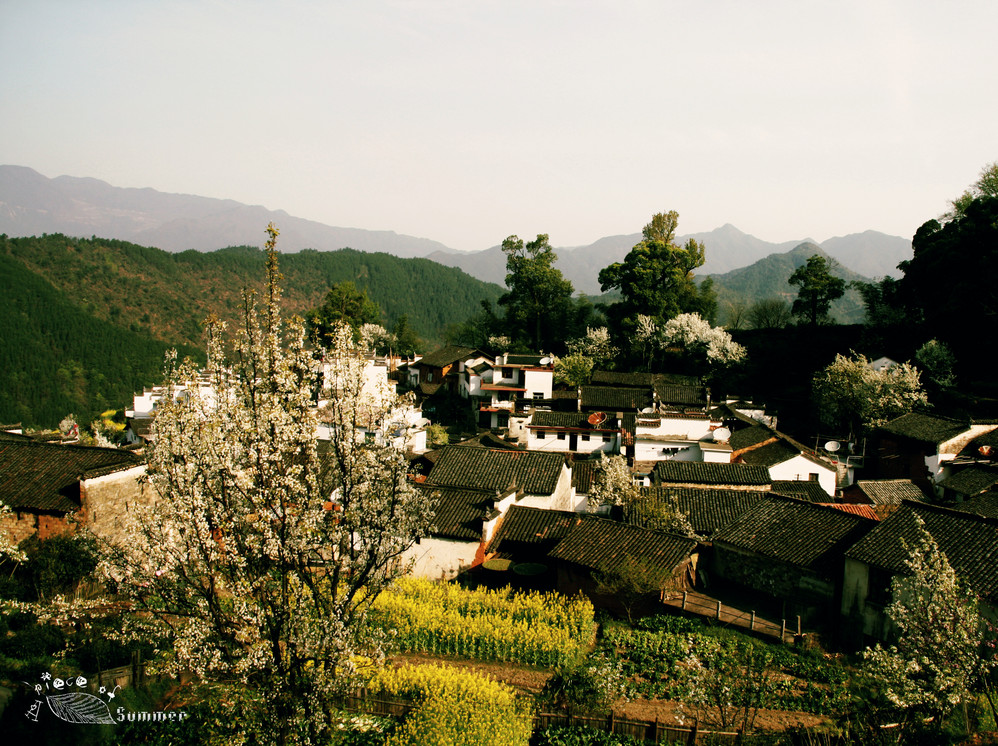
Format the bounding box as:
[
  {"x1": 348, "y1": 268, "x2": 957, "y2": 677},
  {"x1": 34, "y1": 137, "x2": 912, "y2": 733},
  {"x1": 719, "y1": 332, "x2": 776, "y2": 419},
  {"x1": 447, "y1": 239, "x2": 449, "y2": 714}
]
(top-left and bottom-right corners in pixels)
[{"x1": 0, "y1": 234, "x2": 504, "y2": 427}]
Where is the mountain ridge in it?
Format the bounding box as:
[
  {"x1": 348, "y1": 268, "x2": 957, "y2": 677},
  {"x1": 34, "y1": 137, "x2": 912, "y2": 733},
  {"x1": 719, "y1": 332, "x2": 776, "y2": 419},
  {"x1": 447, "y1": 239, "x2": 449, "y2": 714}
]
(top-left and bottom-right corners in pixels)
[{"x1": 1, "y1": 165, "x2": 912, "y2": 293}]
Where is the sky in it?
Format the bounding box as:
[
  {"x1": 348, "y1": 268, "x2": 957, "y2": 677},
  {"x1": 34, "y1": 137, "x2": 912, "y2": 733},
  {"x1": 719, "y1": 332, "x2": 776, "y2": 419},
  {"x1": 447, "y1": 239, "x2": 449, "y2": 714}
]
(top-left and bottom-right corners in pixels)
[{"x1": 2, "y1": 0, "x2": 996, "y2": 252}]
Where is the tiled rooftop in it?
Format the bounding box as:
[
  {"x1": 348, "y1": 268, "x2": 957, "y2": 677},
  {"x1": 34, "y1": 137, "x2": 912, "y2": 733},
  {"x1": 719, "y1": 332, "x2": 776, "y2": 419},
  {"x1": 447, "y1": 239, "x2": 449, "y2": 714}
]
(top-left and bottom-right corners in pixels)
[
  {"x1": 426, "y1": 446, "x2": 566, "y2": 495},
  {"x1": 845, "y1": 500, "x2": 998, "y2": 603},
  {"x1": 654, "y1": 460, "x2": 771, "y2": 487},
  {"x1": 626, "y1": 486, "x2": 765, "y2": 536},
  {"x1": 713, "y1": 494, "x2": 875, "y2": 573},
  {"x1": 879, "y1": 412, "x2": 970, "y2": 446},
  {"x1": 548, "y1": 518, "x2": 697, "y2": 587},
  {"x1": 0, "y1": 440, "x2": 141, "y2": 512}
]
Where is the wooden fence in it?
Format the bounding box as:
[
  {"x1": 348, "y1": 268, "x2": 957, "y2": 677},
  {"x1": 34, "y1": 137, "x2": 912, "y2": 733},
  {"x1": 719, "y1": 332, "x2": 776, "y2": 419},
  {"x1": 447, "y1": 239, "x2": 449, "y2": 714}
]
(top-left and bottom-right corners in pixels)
[{"x1": 338, "y1": 688, "x2": 770, "y2": 744}]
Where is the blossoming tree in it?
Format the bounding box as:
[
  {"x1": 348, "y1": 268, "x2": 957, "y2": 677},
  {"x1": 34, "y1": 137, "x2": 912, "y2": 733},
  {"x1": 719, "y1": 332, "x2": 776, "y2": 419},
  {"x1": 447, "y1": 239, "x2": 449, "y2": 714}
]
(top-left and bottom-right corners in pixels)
[{"x1": 102, "y1": 225, "x2": 433, "y2": 744}]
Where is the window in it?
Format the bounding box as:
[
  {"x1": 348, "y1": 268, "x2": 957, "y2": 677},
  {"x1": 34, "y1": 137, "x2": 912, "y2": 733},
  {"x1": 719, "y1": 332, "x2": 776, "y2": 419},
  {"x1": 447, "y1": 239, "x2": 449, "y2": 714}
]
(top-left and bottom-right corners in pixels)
[
  {"x1": 602, "y1": 434, "x2": 612, "y2": 443},
  {"x1": 427, "y1": 372, "x2": 433, "y2": 382},
  {"x1": 557, "y1": 432, "x2": 566, "y2": 441},
  {"x1": 581, "y1": 434, "x2": 590, "y2": 442},
  {"x1": 537, "y1": 431, "x2": 546, "y2": 439},
  {"x1": 502, "y1": 367, "x2": 513, "y2": 379}
]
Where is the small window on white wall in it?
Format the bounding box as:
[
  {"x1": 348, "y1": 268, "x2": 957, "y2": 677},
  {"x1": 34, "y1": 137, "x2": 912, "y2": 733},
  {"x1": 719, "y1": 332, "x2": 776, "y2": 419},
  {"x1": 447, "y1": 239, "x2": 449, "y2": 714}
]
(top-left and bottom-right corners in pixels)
[
  {"x1": 557, "y1": 432, "x2": 566, "y2": 441},
  {"x1": 537, "y1": 431, "x2": 546, "y2": 439}
]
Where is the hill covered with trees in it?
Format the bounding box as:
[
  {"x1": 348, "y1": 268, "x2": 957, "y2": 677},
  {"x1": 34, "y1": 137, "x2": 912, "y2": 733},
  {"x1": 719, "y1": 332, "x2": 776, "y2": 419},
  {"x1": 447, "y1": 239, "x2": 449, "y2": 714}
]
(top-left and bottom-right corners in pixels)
[{"x1": 0, "y1": 233, "x2": 504, "y2": 427}]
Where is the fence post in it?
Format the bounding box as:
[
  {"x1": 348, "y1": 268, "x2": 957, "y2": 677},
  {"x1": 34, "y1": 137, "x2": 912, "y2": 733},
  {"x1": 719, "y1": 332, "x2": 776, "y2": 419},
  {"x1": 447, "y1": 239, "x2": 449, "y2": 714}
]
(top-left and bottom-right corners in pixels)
[
  {"x1": 715, "y1": 600, "x2": 722, "y2": 620},
  {"x1": 652, "y1": 716, "x2": 659, "y2": 744},
  {"x1": 797, "y1": 615, "x2": 802, "y2": 637},
  {"x1": 781, "y1": 619, "x2": 786, "y2": 642},
  {"x1": 750, "y1": 610, "x2": 755, "y2": 631},
  {"x1": 682, "y1": 591, "x2": 687, "y2": 611},
  {"x1": 607, "y1": 710, "x2": 615, "y2": 734}
]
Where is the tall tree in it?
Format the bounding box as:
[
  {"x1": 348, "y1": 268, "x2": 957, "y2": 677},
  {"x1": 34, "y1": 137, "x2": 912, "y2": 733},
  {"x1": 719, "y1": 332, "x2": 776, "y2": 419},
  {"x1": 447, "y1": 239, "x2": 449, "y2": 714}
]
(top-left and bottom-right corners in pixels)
[
  {"x1": 598, "y1": 211, "x2": 708, "y2": 347},
  {"x1": 788, "y1": 254, "x2": 845, "y2": 326},
  {"x1": 306, "y1": 280, "x2": 382, "y2": 346},
  {"x1": 103, "y1": 225, "x2": 433, "y2": 745},
  {"x1": 899, "y1": 195, "x2": 998, "y2": 358},
  {"x1": 498, "y1": 234, "x2": 575, "y2": 352}
]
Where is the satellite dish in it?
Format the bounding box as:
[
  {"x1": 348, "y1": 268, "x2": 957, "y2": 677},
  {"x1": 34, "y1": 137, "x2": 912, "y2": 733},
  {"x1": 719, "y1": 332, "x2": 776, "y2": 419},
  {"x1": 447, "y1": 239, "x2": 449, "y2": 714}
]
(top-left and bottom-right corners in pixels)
[
  {"x1": 825, "y1": 440, "x2": 841, "y2": 452},
  {"x1": 713, "y1": 427, "x2": 731, "y2": 442}
]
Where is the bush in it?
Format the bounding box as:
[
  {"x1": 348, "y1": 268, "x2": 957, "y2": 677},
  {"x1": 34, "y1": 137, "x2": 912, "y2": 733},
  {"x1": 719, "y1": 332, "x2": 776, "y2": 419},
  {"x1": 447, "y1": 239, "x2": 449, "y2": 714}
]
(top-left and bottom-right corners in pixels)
[{"x1": 541, "y1": 653, "x2": 629, "y2": 714}]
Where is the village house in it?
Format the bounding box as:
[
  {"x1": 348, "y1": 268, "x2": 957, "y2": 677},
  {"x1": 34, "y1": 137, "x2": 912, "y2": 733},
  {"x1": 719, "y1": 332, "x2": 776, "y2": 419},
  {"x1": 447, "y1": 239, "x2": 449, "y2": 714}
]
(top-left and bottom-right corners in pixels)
[
  {"x1": 711, "y1": 494, "x2": 877, "y2": 628},
  {"x1": 548, "y1": 518, "x2": 699, "y2": 610},
  {"x1": 462, "y1": 352, "x2": 555, "y2": 429},
  {"x1": 410, "y1": 345, "x2": 489, "y2": 397},
  {"x1": 870, "y1": 412, "x2": 998, "y2": 494},
  {"x1": 728, "y1": 424, "x2": 839, "y2": 496},
  {"x1": 0, "y1": 432, "x2": 147, "y2": 546},
  {"x1": 484, "y1": 504, "x2": 581, "y2": 567},
  {"x1": 422, "y1": 445, "x2": 579, "y2": 512},
  {"x1": 842, "y1": 499, "x2": 998, "y2": 642},
  {"x1": 402, "y1": 484, "x2": 517, "y2": 580}
]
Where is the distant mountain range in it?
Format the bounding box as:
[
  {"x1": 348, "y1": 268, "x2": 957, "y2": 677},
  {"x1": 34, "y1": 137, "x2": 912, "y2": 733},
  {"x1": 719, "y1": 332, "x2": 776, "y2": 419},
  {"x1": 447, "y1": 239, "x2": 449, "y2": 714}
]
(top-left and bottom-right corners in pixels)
[
  {"x1": 1, "y1": 165, "x2": 912, "y2": 295},
  {"x1": 704, "y1": 242, "x2": 870, "y2": 325}
]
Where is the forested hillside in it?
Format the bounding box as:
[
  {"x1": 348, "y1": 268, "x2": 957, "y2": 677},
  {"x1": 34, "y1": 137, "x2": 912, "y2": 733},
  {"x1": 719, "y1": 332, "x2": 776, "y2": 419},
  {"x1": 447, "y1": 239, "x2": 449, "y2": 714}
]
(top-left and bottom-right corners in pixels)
[
  {"x1": 0, "y1": 233, "x2": 504, "y2": 427},
  {"x1": 705, "y1": 243, "x2": 870, "y2": 326},
  {"x1": 0, "y1": 253, "x2": 202, "y2": 427}
]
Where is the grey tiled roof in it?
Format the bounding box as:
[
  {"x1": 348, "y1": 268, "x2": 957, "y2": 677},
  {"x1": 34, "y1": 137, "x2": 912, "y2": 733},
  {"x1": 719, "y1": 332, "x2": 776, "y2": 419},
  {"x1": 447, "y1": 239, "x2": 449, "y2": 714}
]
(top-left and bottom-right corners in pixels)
[
  {"x1": 486, "y1": 504, "x2": 580, "y2": 557},
  {"x1": 855, "y1": 479, "x2": 928, "y2": 506},
  {"x1": 938, "y1": 466, "x2": 998, "y2": 498},
  {"x1": 571, "y1": 459, "x2": 599, "y2": 494},
  {"x1": 655, "y1": 383, "x2": 707, "y2": 407},
  {"x1": 419, "y1": 345, "x2": 483, "y2": 368},
  {"x1": 0, "y1": 440, "x2": 141, "y2": 513},
  {"x1": 415, "y1": 484, "x2": 494, "y2": 541},
  {"x1": 771, "y1": 480, "x2": 832, "y2": 503},
  {"x1": 845, "y1": 500, "x2": 998, "y2": 603},
  {"x1": 879, "y1": 412, "x2": 970, "y2": 446},
  {"x1": 626, "y1": 486, "x2": 765, "y2": 536},
  {"x1": 580, "y1": 386, "x2": 653, "y2": 412},
  {"x1": 654, "y1": 460, "x2": 771, "y2": 487},
  {"x1": 530, "y1": 411, "x2": 620, "y2": 431},
  {"x1": 957, "y1": 490, "x2": 998, "y2": 520},
  {"x1": 714, "y1": 494, "x2": 875, "y2": 573},
  {"x1": 548, "y1": 517, "x2": 697, "y2": 587},
  {"x1": 729, "y1": 425, "x2": 775, "y2": 451},
  {"x1": 737, "y1": 440, "x2": 800, "y2": 468},
  {"x1": 426, "y1": 446, "x2": 566, "y2": 495}
]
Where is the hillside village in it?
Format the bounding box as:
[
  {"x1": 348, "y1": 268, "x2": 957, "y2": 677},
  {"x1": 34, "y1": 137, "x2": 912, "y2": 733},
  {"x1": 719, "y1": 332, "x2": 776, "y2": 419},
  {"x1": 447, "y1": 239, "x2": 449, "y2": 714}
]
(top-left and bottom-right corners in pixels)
[
  {"x1": 2, "y1": 174, "x2": 997, "y2": 742},
  {"x1": 5, "y1": 340, "x2": 998, "y2": 655}
]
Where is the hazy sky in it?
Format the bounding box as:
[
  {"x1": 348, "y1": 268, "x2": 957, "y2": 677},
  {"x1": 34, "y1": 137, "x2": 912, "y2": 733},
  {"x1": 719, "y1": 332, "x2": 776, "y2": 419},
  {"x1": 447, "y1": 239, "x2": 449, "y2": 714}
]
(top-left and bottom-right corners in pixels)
[{"x1": 2, "y1": 1, "x2": 996, "y2": 252}]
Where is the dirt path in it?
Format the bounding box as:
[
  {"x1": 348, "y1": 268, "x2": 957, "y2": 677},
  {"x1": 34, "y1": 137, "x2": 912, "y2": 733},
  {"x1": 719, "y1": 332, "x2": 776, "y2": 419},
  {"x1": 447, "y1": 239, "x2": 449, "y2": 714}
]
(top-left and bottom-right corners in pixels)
[{"x1": 388, "y1": 652, "x2": 831, "y2": 733}]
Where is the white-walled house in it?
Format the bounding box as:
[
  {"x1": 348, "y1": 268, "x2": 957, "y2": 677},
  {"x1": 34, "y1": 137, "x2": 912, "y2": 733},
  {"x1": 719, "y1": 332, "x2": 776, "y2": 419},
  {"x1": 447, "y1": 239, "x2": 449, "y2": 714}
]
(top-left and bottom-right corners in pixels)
[
  {"x1": 424, "y1": 445, "x2": 579, "y2": 512},
  {"x1": 729, "y1": 424, "x2": 839, "y2": 497},
  {"x1": 402, "y1": 484, "x2": 517, "y2": 580},
  {"x1": 873, "y1": 413, "x2": 998, "y2": 493},
  {"x1": 630, "y1": 413, "x2": 722, "y2": 462},
  {"x1": 463, "y1": 353, "x2": 555, "y2": 429},
  {"x1": 525, "y1": 411, "x2": 622, "y2": 454}
]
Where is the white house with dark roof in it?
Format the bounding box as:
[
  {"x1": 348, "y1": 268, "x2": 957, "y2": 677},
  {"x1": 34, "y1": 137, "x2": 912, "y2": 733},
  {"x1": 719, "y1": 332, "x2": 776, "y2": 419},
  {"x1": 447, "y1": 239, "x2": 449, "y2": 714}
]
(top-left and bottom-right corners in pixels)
[
  {"x1": 873, "y1": 412, "x2": 998, "y2": 492},
  {"x1": 402, "y1": 484, "x2": 516, "y2": 580},
  {"x1": 525, "y1": 410, "x2": 623, "y2": 453},
  {"x1": 462, "y1": 352, "x2": 555, "y2": 429},
  {"x1": 729, "y1": 424, "x2": 838, "y2": 496},
  {"x1": 424, "y1": 445, "x2": 578, "y2": 511}
]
